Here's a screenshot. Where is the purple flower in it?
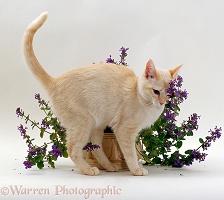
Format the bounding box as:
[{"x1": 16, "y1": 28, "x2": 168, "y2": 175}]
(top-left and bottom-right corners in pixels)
[
  {"x1": 23, "y1": 160, "x2": 32, "y2": 169},
  {"x1": 169, "y1": 123, "x2": 175, "y2": 132},
  {"x1": 164, "y1": 142, "x2": 171, "y2": 148},
  {"x1": 166, "y1": 80, "x2": 176, "y2": 97},
  {"x1": 192, "y1": 149, "x2": 208, "y2": 162},
  {"x1": 176, "y1": 76, "x2": 183, "y2": 87},
  {"x1": 50, "y1": 145, "x2": 62, "y2": 158},
  {"x1": 18, "y1": 124, "x2": 27, "y2": 137},
  {"x1": 119, "y1": 46, "x2": 129, "y2": 54},
  {"x1": 166, "y1": 132, "x2": 172, "y2": 139},
  {"x1": 37, "y1": 147, "x2": 45, "y2": 155},
  {"x1": 106, "y1": 46, "x2": 129, "y2": 66},
  {"x1": 176, "y1": 129, "x2": 184, "y2": 138},
  {"x1": 173, "y1": 153, "x2": 183, "y2": 168},
  {"x1": 189, "y1": 113, "x2": 200, "y2": 128},
  {"x1": 209, "y1": 126, "x2": 222, "y2": 141},
  {"x1": 83, "y1": 142, "x2": 100, "y2": 152},
  {"x1": 16, "y1": 107, "x2": 23, "y2": 117},
  {"x1": 184, "y1": 160, "x2": 192, "y2": 166},
  {"x1": 174, "y1": 89, "x2": 181, "y2": 97},
  {"x1": 199, "y1": 152, "x2": 208, "y2": 162},
  {"x1": 169, "y1": 100, "x2": 177, "y2": 109},
  {"x1": 28, "y1": 146, "x2": 46, "y2": 157},
  {"x1": 28, "y1": 146, "x2": 36, "y2": 157},
  {"x1": 181, "y1": 90, "x2": 188, "y2": 100},
  {"x1": 35, "y1": 93, "x2": 47, "y2": 106},
  {"x1": 169, "y1": 80, "x2": 176, "y2": 88},
  {"x1": 119, "y1": 46, "x2": 129, "y2": 66},
  {"x1": 166, "y1": 88, "x2": 172, "y2": 96},
  {"x1": 168, "y1": 80, "x2": 175, "y2": 91},
  {"x1": 35, "y1": 93, "x2": 40, "y2": 100},
  {"x1": 164, "y1": 109, "x2": 176, "y2": 122},
  {"x1": 182, "y1": 113, "x2": 200, "y2": 132},
  {"x1": 184, "y1": 126, "x2": 222, "y2": 166},
  {"x1": 106, "y1": 55, "x2": 116, "y2": 64},
  {"x1": 203, "y1": 126, "x2": 222, "y2": 150},
  {"x1": 203, "y1": 139, "x2": 211, "y2": 150},
  {"x1": 166, "y1": 76, "x2": 188, "y2": 105},
  {"x1": 173, "y1": 158, "x2": 183, "y2": 168},
  {"x1": 41, "y1": 119, "x2": 50, "y2": 129}
]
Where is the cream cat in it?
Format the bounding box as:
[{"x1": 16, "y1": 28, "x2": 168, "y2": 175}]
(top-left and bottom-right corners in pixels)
[{"x1": 23, "y1": 12, "x2": 181, "y2": 176}]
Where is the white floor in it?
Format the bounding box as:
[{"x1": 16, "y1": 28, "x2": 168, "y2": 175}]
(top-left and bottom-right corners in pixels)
[{"x1": 1, "y1": 131, "x2": 224, "y2": 200}]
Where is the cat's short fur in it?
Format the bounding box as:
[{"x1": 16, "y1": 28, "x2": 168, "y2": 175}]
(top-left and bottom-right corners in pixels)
[{"x1": 23, "y1": 12, "x2": 181, "y2": 176}]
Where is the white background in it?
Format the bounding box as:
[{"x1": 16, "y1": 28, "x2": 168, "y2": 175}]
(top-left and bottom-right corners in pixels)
[{"x1": 1, "y1": 0, "x2": 224, "y2": 199}]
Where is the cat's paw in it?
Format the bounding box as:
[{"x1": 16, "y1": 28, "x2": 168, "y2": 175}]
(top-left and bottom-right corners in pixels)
[
  {"x1": 105, "y1": 163, "x2": 120, "y2": 172},
  {"x1": 132, "y1": 167, "x2": 148, "y2": 176},
  {"x1": 84, "y1": 167, "x2": 100, "y2": 176}
]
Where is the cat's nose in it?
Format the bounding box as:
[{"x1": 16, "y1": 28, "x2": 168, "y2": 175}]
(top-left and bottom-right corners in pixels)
[{"x1": 160, "y1": 102, "x2": 164, "y2": 105}]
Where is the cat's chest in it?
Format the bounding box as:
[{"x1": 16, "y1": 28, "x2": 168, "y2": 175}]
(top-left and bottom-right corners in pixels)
[{"x1": 141, "y1": 106, "x2": 164, "y2": 128}]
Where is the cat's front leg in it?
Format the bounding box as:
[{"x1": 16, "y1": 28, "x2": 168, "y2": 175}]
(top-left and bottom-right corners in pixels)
[{"x1": 116, "y1": 129, "x2": 148, "y2": 176}]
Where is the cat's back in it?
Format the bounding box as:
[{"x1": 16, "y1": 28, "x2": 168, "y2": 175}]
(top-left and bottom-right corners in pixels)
[
  {"x1": 55, "y1": 63, "x2": 137, "y2": 89},
  {"x1": 51, "y1": 63, "x2": 138, "y2": 120}
]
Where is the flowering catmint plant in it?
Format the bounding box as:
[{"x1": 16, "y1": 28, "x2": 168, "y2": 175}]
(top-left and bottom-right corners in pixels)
[
  {"x1": 106, "y1": 46, "x2": 129, "y2": 66},
  {"x1": 16, "y1": 93, "x2": 101, "y2": 169},
  {"x1": 83, "y1": 142, "x2": 100, "y2": 152},
  {"x1": 17, "y1": 46, "x2": 222, "y2": 169},
  {"x1": 16, "y1": 95, "x2": 68, "y2": 169},
  {"x1": 137, "y1": 75, "x2": 222, "y2": 168}
]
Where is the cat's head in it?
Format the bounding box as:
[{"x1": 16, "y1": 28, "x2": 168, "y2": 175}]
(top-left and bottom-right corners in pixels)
[{"x1": 138, "y1": 59, "x2": 181, "y2": 107}]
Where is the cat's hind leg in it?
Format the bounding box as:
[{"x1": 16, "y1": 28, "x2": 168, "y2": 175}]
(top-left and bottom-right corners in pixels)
[
  {"x1": 91, "y1": 128, "x2": 119, "y2": 172},
  {"x1": 66, "y1": 119, "x2": 100, "y2": 176}
]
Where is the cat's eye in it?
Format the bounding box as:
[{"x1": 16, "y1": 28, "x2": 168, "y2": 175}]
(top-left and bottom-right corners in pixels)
[{"x1": 153, "y1": 89, "x2": 160, "y2": 95}]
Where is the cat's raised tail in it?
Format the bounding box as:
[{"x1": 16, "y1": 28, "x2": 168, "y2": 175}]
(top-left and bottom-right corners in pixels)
[{"x1": 23, "y1": 12, "x2": 53, "y2": 89}]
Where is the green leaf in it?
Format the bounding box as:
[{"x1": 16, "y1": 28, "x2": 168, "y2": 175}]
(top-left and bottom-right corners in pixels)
[
  {"x1": 25, "y1": 115, "x2": 30, "y2": 123},
  {"x1": 50, "y1": 134, "x2": 56, "y2": 140},
  {"x1": 151, "y1": 150, "x2": 159, "y2": 157},
  {"x1": 143, "y1": 135, "x2": 151, "y2": 142},
  {"x1": 152, "y1": 157, "x2": 161, "y2": 164},
  {"x1": 37, "y1": 161, "x2": 44, "y2": 169},
  {"x1": 176, "y1": 106, "x2": 180, "y2": 112},
  {"x1": 62, "y1": 150, "x2": 68, "y2": 158},
  {"x1": 185, "y1": 149, "x2": 193, "y2": 155},
  {"x1": 154, "y1": 123, "x2": 161, "y2": 131},
  {"x1": 160, "y1": 147, "x2": 167, "y2": 154},
  {"x1": 158, "y1": 133, "x2": 165, "y2": 141},
  {"x1": 199, "y1": 138, "x2": 204, "y2": 144},
  {"x1": 187, "y1": 131, "x2": 193, "y2": 136},
  {"x1": 143, "y1": 157, "x2": 151, "y2": 163},
  {"x1": 52, "y1": 156, "x2": 57, "y2": 161},
  {"x1": 151, "y1": 143, "x2": 157, "y2": 150},
  {"x1": 160, "y1": 118, "x2": 166, "y2": 124},
  {"x1": 40, "y1": 127, "x2": 45, "y2": 138},
  {"x1": 48, "y1": 161, "x2": 55, "y2": 168},
  {"x1": 34, "y1": 155, "x2": 42, "y2": 162},
  {"x1": 176, "y1": 141, "x2": 183, "y2": 149}
]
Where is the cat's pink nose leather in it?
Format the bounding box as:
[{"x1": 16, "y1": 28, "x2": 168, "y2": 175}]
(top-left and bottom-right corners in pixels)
[{"x1": 160, "y1": 102, "x2": 164, "y2": 105}]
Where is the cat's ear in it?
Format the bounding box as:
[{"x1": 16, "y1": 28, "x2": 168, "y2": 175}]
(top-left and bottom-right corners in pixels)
[
  {"x1": 145, "y1": 59, "x2": 156, "y2": 79},
  {"x1": 169, "y1": 64, "x2": 182, "y2": 79}
]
